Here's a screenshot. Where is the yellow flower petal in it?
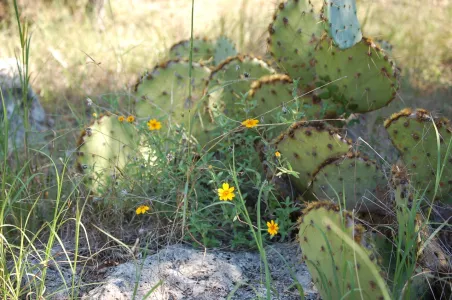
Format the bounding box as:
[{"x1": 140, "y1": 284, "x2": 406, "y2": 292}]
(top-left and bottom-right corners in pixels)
[
  {"x1": 147, "y1": 119, "x2": 162, "y2": 131},
  {"x1": 267, "y1": 220, "x2": 279, "y2": 237},
  {"x1": 136, "y1": 205, "x2": 150, "y2": 215},
  {"x1": 242, "y1": 118, "x2": 259, "y2": 128},
  {"x1": 218, "y1": 182, "x2": 235, "y2": 201}
]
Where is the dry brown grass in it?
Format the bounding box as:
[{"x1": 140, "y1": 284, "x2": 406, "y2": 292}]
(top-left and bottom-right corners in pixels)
[
  {"x1": 0, "y1": 0, "x2": 275, "y2": 111},
  {"x1": 0, "y1": 0, "x2": 450, "y2": 115},
  {"x1": 360, "y1": 0, "x2": 452, "y2": 90}
]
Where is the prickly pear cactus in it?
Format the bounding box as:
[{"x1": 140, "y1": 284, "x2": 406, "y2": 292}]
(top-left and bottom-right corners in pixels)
[
  {"x1": 247, "y1": 74, "x2": 296, "y2": 126},
  {"x1": 134, "y1": 60, "x2": 210, "y2": 119},
  {"x1": 322, "y1": 0, "x2": 362, "y2": 49},
  {"x1": 169, "y1": 36, "x2": 237, "y2": 67},
  {"x1": 267, "y1": 0, "x2": 322, "y2": 85},
  {"x1": 134, "y1": 60, "x2": 215, "y2": 147},
  {"x1": 310, "y1": 152, "x2": 388, "y2": 213},
  {"x1": 247, "y1": 74, "x2": 338, "y2": 138},
  {"x1": 315, "y1": 37, "x2": 399, "y2": 113},
  {"x1": 169, "y1": 38, "x2": 215, "y2": 64},
  {"x1": 385, "y1": 108, "x2": 452, "y2": 203},
  {"x1": 214, "y1": 36, "x2": 237, "y2": 65},
  {"x1": 76, "y1": 114, "x2": 141, "y2": 194},
  {"x1": 390, "y1": 164, "x2": 419, "y2": 247},
  {"x1": 298, "y1": 201, "x2": 390, "y2": 300},
  {"x1": 273, "y1": 121, "x2": 351, "y2": 192},
  {"x1": 206, "y1": 55, "x2": 275, "y2": 120}
]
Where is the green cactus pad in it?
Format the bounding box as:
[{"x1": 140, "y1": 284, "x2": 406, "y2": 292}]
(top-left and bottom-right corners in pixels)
[
  {"x1": 134, "y1": 60, "x2": 210, "y2": 119},
  {"x1": 133, "y1": 60, "x2": 214, "y2": 147},
  {"x1": 247, "y1": 74, "x2": 339, "y2": 139},
  {"x1": 310, "y1": 153, "x2": 388, "y2": 213},
  {"x1": 169, "y1": 36, "x2": 237, "y2": 67},
  {"x1": 206, "y1": 55, "x2": 275, "y2": 120},
  {"x1": 385, "y1": 108, "x2": 452, "y2": 203},
  {"x1": 315, "y1": 37, "x2": 399, "y2": 113},
  {"x1": 273, "y1": 121, "x2": 351, "y2": 192},
  {"x1": 76, "y1": 114, "x2": 141, "y2": 194},
  {"x1": 213, "y1": 36, "x2": 237, "y2": 65},
  {"x1": 267, "y1": 0, "x2": 322, "y2": 85},
  {"x1": 299, "y1": 201, "x2": 390, "y2": 300},
  {"x1": 169, "y1": 38, "x2": 215, "y2": 64},
  {"x1": 322, "y1": 0, "x2": 362, "y2": 49}
]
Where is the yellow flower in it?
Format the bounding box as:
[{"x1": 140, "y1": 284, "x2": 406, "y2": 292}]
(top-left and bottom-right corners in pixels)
[
  {"x1": 218, "y1": 182, "x2": 235, "y2": 201},
  {"x1": 242, "y1": 118, "x2": 259, "y2": 128},
  {"x1": 275, "y1": 151, "x2": 281, "y2": 158},
  {"x1": 127, "y1": 115, "x2": 135, "y2": 123},
  {"x1": 147, "y1": 119, "x2": 162, "y2": 131},
  {"x1": 92, "y1": 113, "x2": 98, "y2": 118},
  {"x1": 267, "y1": 220, "x2": 279, "y2": 237},
  {"x1": 118, "y1": 115, "x2": 125, "y2": 122},
  {"x1": 136, "y1": 205, "x2": 150, "y2": 215}
]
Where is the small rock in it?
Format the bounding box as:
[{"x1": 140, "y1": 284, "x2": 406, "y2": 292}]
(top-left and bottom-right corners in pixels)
[{"x1": 0, "y1": 58, "x2": 49, "y2": 155}]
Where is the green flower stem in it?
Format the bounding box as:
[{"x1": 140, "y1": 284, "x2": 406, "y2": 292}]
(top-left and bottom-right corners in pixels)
[{"x1": 231, "y1": 147, "x2": 272, "y2": 300}]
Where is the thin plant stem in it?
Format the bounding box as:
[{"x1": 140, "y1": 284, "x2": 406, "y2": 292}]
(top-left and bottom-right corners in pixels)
[{"x1": 231, "y1": 147, "x2": 272, "y2": 300}]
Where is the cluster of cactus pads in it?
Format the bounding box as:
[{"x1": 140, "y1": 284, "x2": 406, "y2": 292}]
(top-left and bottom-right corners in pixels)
[{"x1": 75, "y1": 0, "x2": 451, "y2": 297}]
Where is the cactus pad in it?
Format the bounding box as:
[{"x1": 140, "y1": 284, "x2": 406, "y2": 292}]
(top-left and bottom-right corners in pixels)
[
  {"x1": 134, "y1": 60, "x2": 214, "y2": 147},
  {"x1": 273, "y1": 121, "x2": 351, "y2": 192},
  {"x1": 322, "y1": 0, "x2": 362, "y2": 49},
  {"x1": 247, "y1": 74, "x2": 338, "y2": 138},
  {"x1": 267, "y1": 0, "x2": 322, "y2": 84},
  {"x1": 213, "y1": 36, "x2": 237, "y2": 65},
  {"x1": 315, "y1": 37, "x2": 399, "y2": 113},
  {"x1": 299, "y1": 201, "x2": 390, "y2": 300},
  {"x1": 206, "y1": 55, "x2": 275, "y2": 120},
  {"x1": 76, "y1": 114, "x2": 141, "y2": 194},
  {"x1": 169, "y1": 36, "x2": 237, "y2": 67},
  {"x1": 385, "y1": 108, "x2": 452, "y2": 203},
  {"x1": 169, "y1": 38, "x2": 215, "y2": 64},
  {"x1": 310, "y1": 153, "x2": 388, "y2": 213}
]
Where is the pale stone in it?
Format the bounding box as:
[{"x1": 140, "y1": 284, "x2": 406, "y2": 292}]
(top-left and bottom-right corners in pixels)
[{"x1": 82, "y1": 243, "x2": 318, "y2": 300}]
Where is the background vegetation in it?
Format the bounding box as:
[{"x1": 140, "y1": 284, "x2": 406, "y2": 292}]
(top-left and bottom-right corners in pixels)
[{"x1": 0, "y1": 0, "x2": 451, "y2": 298}]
